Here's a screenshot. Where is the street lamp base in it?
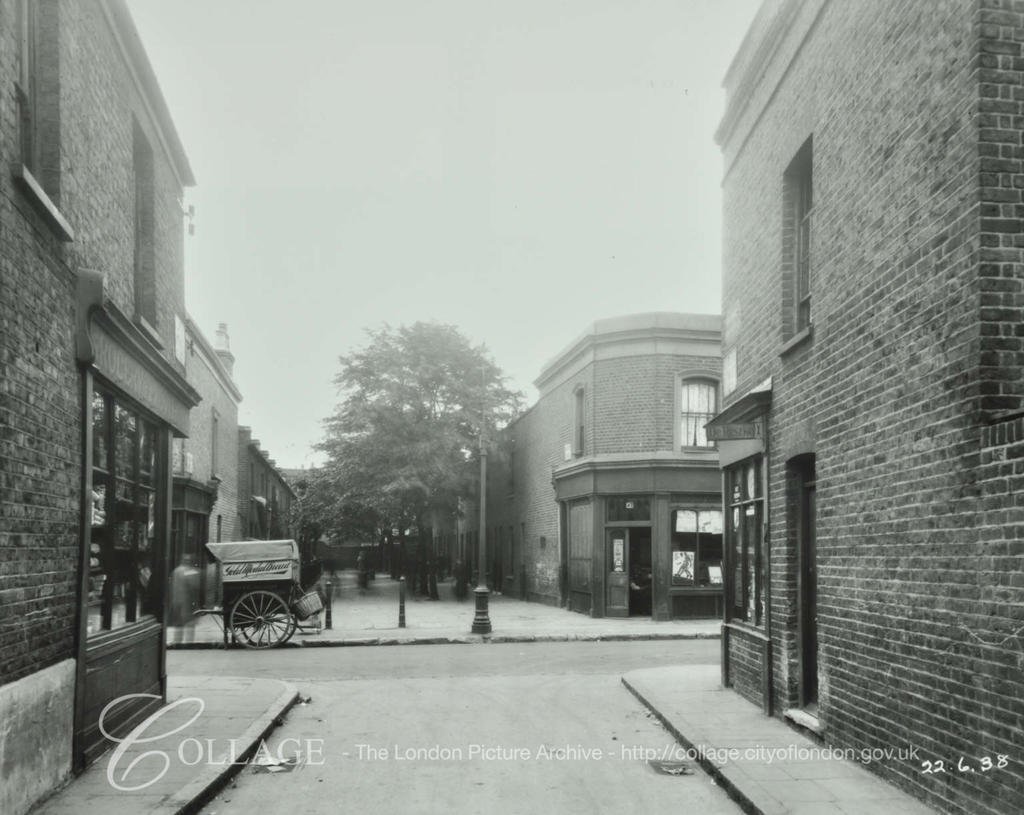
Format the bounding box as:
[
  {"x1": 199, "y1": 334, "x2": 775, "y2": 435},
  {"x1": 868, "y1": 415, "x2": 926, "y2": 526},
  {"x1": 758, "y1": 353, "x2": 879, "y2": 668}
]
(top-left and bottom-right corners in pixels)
[{"x1": 471, "y1": 586, "x2": 492, "y2": 634}]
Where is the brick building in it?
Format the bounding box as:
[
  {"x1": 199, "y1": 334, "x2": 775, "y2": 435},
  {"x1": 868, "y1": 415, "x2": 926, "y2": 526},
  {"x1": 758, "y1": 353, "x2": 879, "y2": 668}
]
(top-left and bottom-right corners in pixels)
[
  {"x1": 0, "y1": 1, "x2": 198, "y2": 811},
  {"x1": 237, "y1": 427, "x2": 296, "y2": 542},
  {"x1": 456, "y1": 313, "x2": 722, "y2": 619},
  {"x1": 172, "y1": 321, "x2": 241, "y2": 603},
  {"x1": 712, "y1": 1, "x2": 1024, "y2": 813}
]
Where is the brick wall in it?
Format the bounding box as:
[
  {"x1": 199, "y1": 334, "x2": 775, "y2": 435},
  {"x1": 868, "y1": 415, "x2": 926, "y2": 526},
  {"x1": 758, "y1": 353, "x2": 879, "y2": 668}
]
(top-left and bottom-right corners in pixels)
[
  {"x1": 0, "y1": 0, "x2": 190, "y2": 690},
  {"x1": 182, "y1": 323, "x2": 240, "y2": 543},
  {"x1": 0, "y1": 0, "x2": 81, "y2": 686},
  {"x1": 59, "y1": 0, "x2": 187, "y2": 370},
  {"x1": 1, "y1": 4, "x2": 196, "y2": 807},
  {"x1": 505, "y1": 402, "x2": 567, "y2": 603},
  {"x1": 719, "y1": 1, "x2": 1024, "y2": 813},
  {"x1": 978, "y1": 2, "x2": 1024, "y2": 419},
  {"x1": 0, "y1": 227, "x2": 78, "y2": 686},
  {"x1": 727, "y1": 632, "x2": 764, "y2": 707},
  {"x1": 593, "y1": 354, "x2": 720, "y2": 453}
]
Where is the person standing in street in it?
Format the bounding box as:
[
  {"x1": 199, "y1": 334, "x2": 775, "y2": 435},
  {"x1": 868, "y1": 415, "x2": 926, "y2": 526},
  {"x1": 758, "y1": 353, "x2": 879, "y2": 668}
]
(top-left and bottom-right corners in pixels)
[{"x1": 168, "y1": 554, "x2": 200, "y2": 643}]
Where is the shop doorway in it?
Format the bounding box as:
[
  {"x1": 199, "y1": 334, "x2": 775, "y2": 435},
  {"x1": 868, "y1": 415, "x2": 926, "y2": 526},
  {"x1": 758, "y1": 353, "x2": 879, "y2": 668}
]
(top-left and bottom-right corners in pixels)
[
  {"x1": 605, "y1": 527, "x2": 653, "y2": 617},
  {"x1": 628, "y1": 529, "x2": 653, "y2": 617}
]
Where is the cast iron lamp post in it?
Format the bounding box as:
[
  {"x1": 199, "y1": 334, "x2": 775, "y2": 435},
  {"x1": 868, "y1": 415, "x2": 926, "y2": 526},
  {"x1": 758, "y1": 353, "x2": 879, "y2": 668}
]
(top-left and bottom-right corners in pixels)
[{"x1": 471, "y1": 421, "x2": 492, "y2": 634}]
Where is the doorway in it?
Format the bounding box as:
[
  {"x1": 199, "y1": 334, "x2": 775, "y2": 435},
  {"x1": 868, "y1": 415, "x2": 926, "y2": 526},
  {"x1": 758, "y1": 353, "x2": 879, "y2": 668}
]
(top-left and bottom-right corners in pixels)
[
  {"x1": 796, "y1": 457, "x2": 817, "y2": 710},
  {"x1": 628, "y1": 529, "x2": 652, "y2": 617},
  {"x1": 604, "y1": 527, "x2": 653, "y2": 617}
]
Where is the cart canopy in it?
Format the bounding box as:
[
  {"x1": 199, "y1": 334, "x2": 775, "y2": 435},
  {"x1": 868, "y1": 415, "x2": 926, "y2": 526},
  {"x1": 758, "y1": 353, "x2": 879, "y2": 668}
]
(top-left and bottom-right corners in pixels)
[{"x1": 206, "y1": 540, "x2": 299, "y2": 583}]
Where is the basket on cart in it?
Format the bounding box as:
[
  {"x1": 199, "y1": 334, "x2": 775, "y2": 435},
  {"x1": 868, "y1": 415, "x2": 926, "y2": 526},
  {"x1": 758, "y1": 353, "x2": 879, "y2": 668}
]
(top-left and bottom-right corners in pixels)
[{"x1": 293, "y1": 590, "x2": 323, "y2": 620}]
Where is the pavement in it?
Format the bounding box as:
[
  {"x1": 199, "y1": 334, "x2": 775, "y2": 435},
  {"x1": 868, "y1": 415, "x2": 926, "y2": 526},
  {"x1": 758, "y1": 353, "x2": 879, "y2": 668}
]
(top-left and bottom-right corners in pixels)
[
  {"x1": 623, "y1": 665, "x2": 937, "y2": 815},
  {"x1": 31, "y1": 675, "x2": 300, "y2": 815},
  {"x1": 29, "y1": 574, "x2": 937, "y2": 815},
  {"x1": 165, "y1": 573, "x2": 722, "y2": 648}
]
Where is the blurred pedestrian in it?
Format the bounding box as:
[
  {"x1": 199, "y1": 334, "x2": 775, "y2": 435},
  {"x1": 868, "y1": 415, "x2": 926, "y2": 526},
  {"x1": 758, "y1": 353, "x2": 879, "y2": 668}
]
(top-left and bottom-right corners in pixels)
[
  {"x1": 356, "y1": 550, "x2": 368, "y2": 590},
  {"x1": 453, "y1": 558, "x2": 468, "y2": 601},
  {"x1": 169, "y1": 554, "x2": 200, "y2": 643}
]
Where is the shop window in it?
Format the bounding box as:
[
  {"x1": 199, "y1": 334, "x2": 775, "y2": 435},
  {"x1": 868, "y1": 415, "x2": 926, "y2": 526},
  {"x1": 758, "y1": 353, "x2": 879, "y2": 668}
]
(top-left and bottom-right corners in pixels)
[
  {"x1": 88, "y1": 387, "x2": 163, "y2": 635},
  {"x1": 607, "y1": 496, "x2": 651, "y2": 522},
  {"x1": 680, "y1": 379, "x2": 718, "y2": 448},
  {"x1": 671, "y1": 509, "x2": 723, "y2": 587},
  {"x1": 784, "y1": 138, "x2": 813, "y2": 338},
  {"x1": 726, "y1": 456, "x2": 764, "y2": 624}
]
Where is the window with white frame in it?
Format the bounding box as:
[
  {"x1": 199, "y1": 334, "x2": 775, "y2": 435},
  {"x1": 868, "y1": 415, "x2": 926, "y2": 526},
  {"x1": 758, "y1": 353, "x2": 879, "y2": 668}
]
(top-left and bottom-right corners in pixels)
[{"x1": 680, "y1": 379, "x2": 718, "y2": 448}]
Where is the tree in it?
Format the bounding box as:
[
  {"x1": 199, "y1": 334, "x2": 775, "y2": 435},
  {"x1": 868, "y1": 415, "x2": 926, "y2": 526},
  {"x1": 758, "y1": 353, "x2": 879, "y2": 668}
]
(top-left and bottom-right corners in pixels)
[{"x1": 314, "y1": 322, "x2": 522, "y2": 594}]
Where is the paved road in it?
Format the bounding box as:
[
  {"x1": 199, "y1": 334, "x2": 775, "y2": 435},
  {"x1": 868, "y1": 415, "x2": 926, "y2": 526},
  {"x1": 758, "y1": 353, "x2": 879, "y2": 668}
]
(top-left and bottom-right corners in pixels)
[{"x1": 171, "y1": 641, "x2": 741, "y2": 815}]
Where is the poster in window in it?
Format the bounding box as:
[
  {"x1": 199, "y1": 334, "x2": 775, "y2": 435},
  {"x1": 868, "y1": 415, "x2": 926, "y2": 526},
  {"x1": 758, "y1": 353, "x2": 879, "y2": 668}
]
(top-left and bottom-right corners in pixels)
[
  {"x1": 699, "y1": 510, "x2": 723, "y2": 534},
  {"x1": 707, "y1": 565, "x2": 723, "y2": 585},
  {"x1": 613, "y1": 538, "x2": 624, "y2": 572},
  {"x1": 672, "y1": 550, "x2": 695, "y2": 584},
  {"x1": 675, "y1": 510, "x2": 697, "y2": 533}
]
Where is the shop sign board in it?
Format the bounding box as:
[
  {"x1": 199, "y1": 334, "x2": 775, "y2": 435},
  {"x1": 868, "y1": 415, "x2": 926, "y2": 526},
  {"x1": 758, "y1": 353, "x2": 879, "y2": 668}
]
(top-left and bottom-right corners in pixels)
[{"x1": 707, "y1": 422, "x2": 763, "y2": 441}]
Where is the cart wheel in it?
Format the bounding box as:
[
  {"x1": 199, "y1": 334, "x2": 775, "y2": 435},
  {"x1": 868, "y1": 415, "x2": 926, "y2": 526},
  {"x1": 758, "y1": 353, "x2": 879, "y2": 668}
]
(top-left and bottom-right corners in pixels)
[{"x1": 230, "y1": 590, "x2": 296, "y2": 648}]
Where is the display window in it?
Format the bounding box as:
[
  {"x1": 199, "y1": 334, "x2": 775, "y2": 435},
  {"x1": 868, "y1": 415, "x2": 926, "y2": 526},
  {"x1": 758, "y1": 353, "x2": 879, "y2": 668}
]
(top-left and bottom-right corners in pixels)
[
  {"x1": 88, "y1": 387, "x2": 164, "y2": 635},
  {"x1": 671, "y1": 509, "x2": 723, "y2": 587},
  {"x1": 726, "y1": 455, "x2": 764, "y2": 624}
]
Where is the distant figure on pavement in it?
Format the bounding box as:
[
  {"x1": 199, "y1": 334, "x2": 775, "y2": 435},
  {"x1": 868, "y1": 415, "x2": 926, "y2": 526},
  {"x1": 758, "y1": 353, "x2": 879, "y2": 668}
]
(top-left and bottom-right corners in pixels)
[
  {"x1": 169, "y1": 554, "x2": 200, "y2": 643},
  {"x1": 356, "y1": 551, "x2": 368, "y2": 590},
  {"x1": 453, "y1": 559, "x2": 469, "y2": 601}
]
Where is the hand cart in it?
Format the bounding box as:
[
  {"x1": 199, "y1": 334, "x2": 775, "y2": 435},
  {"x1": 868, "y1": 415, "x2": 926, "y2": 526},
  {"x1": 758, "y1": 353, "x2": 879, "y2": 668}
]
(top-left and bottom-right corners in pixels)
[{"x1": 201, "y1": 539, "x2": 323, "y2": 649}]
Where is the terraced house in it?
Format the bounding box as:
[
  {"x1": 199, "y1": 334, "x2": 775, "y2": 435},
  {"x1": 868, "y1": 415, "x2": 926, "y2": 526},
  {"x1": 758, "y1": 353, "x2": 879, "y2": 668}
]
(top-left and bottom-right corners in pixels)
[
  {"x1": 0, "y1": 2, "x2": 197, "y2": 812},
  {"x1": 713, "y1": 1, "x2": 1024, "y2": 813}
]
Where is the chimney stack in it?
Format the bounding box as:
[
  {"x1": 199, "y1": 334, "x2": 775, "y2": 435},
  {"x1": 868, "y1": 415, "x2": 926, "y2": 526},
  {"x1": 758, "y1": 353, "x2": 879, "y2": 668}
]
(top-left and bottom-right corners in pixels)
[{"x1": 214, "y1": 322, "x2": 235, "y2": 376}]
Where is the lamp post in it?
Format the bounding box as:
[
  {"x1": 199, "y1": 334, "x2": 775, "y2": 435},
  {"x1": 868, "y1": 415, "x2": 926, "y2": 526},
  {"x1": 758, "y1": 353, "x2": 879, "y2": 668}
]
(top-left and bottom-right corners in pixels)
[{"x1": 471, "y1": 428, "x2": 492, "y2": 634}]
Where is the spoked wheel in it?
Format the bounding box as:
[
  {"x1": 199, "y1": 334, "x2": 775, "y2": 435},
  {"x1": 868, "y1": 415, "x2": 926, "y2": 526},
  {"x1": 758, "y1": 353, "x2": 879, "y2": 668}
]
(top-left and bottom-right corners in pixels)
[{"x1": 230, "y1": 590, "x2": 296, "y2": 649}]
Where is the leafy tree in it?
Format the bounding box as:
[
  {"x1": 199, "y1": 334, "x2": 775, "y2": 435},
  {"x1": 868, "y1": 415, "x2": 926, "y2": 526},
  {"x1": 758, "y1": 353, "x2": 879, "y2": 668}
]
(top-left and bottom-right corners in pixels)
[{"x1": 313, "y1": 322, "x2": 521, "y2": 592}]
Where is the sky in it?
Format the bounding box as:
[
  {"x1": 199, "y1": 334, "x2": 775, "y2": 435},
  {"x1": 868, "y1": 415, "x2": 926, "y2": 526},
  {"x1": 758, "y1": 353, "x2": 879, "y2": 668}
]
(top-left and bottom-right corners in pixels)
[{"x1": 125, "y1": 0, "x2": 761, "y2": 470}]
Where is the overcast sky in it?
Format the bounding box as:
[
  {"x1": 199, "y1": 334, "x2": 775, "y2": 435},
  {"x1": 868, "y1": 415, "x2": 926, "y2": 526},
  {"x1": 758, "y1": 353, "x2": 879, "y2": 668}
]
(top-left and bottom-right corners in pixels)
[{"x1": 126, "y1": 0, "x2": 760, "y2": 469}]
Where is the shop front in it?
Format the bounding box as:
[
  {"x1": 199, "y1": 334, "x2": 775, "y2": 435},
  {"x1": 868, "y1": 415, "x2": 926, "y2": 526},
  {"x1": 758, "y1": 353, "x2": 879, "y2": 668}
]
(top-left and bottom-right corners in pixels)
[
  {"x1": 554, "y1": 458, "x2": 722, "y2": 620},
  {"x1": 705, "y1": 378, "x2": 772, "y2": 712},
  {"x1": 75, "y1": 275, "x2": 199, "y2": 767}
]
